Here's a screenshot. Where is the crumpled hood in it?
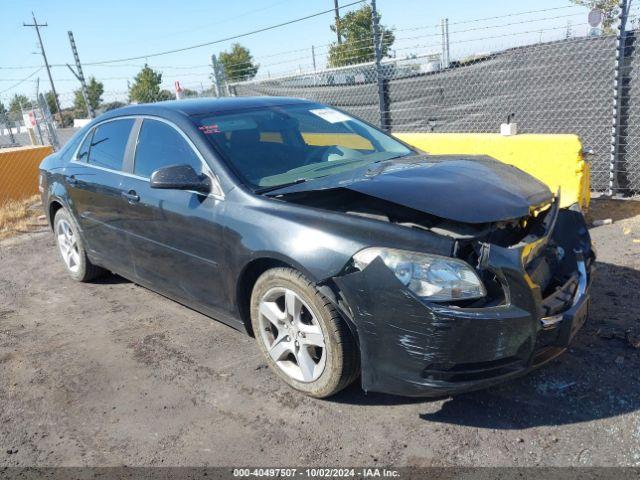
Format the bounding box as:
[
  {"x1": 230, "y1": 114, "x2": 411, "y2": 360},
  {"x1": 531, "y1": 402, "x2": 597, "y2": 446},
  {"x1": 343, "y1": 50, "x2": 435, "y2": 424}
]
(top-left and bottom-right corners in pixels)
[{"x1": 268, "y1": 154, "x2": 554, "y2": 224}]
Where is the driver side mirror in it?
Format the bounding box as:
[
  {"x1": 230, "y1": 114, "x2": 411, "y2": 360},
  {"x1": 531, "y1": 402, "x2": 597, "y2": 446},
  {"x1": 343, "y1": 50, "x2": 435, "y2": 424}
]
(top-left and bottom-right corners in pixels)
[{"x1": 150, "y1": 164, "x2": 211, "y2": 193}]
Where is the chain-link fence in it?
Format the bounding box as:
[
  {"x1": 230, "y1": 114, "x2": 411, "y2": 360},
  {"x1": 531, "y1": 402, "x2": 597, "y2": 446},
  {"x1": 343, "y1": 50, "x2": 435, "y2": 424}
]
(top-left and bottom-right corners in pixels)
[
  {"x1": 618, "y1": 29, "x2": 640, "y2": 194},
  {"x1": 3, "y1": 2, "x2": 640, "y2": 196},
  {"x1": 228, "y1": 35, "x2": 620, "y2": 193},
  {"x1": 0, "y1": 95, "x2": 59, "y2": 149},
  {"x1": 227, "y1": 25, "x2": 633, "y2": 194}
]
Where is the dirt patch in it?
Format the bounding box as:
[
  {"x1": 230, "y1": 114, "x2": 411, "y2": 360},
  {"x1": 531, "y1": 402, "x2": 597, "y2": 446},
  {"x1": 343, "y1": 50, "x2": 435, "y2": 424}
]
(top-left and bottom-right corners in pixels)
[
  {"x1": 0, "y1": 196, "x2": 47, "y2": 240},
  {"x1": 0, "y1": 197, "x2": 638, "y2": 467}
]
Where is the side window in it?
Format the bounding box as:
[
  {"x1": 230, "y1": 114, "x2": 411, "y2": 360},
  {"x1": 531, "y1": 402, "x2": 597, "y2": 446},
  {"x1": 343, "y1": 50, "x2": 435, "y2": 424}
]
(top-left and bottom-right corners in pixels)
[
  {"x1": 76, "y1": 129, "x2": 94, "y2": 162},
  {"x1": 134, "y1": 119, "x2": 204, "y2": 178},
  {"x1": 87, "y1": 119, "x2": 135, "y2": 171}
]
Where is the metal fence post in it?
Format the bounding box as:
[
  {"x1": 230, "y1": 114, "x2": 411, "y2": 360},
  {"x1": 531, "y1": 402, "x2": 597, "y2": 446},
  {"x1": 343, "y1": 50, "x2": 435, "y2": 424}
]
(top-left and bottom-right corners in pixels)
[
  {"x1": 609, "y1": 0, "x2": 631, "y2": 196},
  {"x1": 371, "y1": 0, "x2": 389, "y2": 131},
  {"x1": 211, "y1": 54, "x2": 223, "y2": 97},
  {"x1": 38, "y1": 93, "x2": 60, "y2": 150},
  {"x1": 441, "y1": 18, "x2": 451, "y2": 69},
  {"x1": 445, "y1": 18, "x2": 450, "y2": 68}
]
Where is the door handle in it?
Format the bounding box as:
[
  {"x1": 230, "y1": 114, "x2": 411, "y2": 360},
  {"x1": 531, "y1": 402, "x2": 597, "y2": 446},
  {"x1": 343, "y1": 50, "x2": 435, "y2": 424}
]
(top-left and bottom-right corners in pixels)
[{"x1": 122, "y1": 190, "x2": 140, "y2": 204}]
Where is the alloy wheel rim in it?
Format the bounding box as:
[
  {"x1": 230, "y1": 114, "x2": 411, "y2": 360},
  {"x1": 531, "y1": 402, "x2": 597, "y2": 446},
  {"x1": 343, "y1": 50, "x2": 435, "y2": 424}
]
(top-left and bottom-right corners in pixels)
[
  {"x1": 56, "y1": 219, "x2": 81, "y2": 273},
  {"x1": 258, "y1": 287, "x2": 327, "y2": 383}
]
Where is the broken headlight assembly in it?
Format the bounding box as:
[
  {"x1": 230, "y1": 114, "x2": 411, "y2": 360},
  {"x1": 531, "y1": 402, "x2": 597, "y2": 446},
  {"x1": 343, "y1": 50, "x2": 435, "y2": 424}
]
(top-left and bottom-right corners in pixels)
[{"x1": 352, "y1": 247, "x2": 486, "y2": 301}]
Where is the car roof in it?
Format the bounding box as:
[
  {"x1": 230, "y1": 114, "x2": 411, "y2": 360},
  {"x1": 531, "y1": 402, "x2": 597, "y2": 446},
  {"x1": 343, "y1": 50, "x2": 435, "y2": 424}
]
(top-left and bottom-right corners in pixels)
[{"x1": 101, "y1": 96, "x2": 316, "y2": 120}]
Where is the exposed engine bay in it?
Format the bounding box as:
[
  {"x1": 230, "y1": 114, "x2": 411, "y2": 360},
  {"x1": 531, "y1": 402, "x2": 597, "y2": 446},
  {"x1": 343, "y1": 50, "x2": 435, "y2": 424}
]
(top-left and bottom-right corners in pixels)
[
  {"x1": 275, "y1": 186, "x2": 580, "y2": 311},
  {"x1": 274, "y1": 187, "x2": 552, "y2": 244}
]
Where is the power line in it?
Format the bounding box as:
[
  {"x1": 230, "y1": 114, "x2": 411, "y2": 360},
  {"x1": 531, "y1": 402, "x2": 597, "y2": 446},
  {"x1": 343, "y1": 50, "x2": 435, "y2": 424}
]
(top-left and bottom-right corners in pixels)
[
  {"x1": 0, "y1": 65, "x2": 43, "y2": 70},
  {"x1": 160, "y1": 0, "x2": 295, "y2": 39},
  {"x1": 0, "y1": 3, "x2": 591, "y2": 71},
  {"x1": 0, "y1": 67, "x2": 42, "y2": 95},
  {"x1": 80, "y1": 0, "x2": 365, "y2": 66}
]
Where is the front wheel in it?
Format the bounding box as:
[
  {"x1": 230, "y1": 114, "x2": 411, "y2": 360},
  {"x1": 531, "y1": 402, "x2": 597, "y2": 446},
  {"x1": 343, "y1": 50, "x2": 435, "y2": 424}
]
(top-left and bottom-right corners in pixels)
[
  {"x1": 53, "y1": 208, "x2": 105, "y2": 282},
  {"x1": 250, "y1": 268, "x2": 359, "y2": 398}
]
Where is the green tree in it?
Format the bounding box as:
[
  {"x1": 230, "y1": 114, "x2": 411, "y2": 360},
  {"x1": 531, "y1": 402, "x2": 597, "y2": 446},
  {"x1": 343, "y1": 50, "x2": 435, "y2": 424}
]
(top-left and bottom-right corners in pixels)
[
  {"x1": 570, "y1": 0, "x2": 619, "y2": 34},
  {"x1": 0, "y1": 101, "x2": 6, "y2": 116},
  {"x1": 328, "y1": 4, "x2": 395, "y2": 68},
  {"x1": 9, "y1": 94, "x2": 29, "y2": 116},
  {"x1": 182, "y1": 88, "x2": 199, "y2": 98},
  {"x1": 129, "y1": 64, "x2": 163, "y2": 103},
  {"x1": 158, "y1": 89, "x2": 175, "y2": 101},
  {"x1": 44, "y1": 91, "x2": 58, "y2": 114},
  {"x1": 101, "y1": 101, "x2": 126, "y2": 112},
  {"x1": 73, "y1": 77, "x2": 104, "y2": 116},
  {"x1": 218, "y1": 43, "x2": 259, "y2": 82}
]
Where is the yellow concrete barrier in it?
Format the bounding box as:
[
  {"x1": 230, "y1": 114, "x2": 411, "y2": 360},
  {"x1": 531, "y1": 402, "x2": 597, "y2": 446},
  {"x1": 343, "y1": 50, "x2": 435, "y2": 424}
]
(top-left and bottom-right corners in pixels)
[
  {"x1": 394, "y1": 133, "x2": 590, "y2": 210},
  {"x1": 0, "y1": 145, "x2": 52, "y2": 204}
]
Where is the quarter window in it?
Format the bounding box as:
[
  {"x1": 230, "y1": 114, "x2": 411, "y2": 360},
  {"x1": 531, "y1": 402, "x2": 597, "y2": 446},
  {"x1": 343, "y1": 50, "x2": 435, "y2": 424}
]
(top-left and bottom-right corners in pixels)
[
  {"x1": 76, "y1": 129, "x2": 94, "y2": 162},
  {"x1": 134, "y1": 119, "x2": 204, "y2": 178},
  {"x1": 87, "y1": 119, "x2": 135, "y2": 171}
]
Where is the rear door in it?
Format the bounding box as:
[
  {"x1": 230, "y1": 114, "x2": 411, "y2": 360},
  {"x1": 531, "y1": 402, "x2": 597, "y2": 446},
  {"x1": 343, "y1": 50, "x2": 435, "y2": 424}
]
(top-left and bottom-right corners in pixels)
[
  {"x1": 118, "y1": 117, "x2": 228, "y2": 316},
  {"x1": 64, "y1": 118, "x2": 136, "y2": 275}
]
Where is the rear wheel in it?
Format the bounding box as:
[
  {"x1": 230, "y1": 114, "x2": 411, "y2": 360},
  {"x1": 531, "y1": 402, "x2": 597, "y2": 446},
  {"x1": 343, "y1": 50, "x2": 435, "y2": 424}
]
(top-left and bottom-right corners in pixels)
[
  {"x1": 53, "y1": 208, "x2": 105, "y2": 282},
  {"x1": 250, "y1": 267, "x2": 359, "y2": 398}
]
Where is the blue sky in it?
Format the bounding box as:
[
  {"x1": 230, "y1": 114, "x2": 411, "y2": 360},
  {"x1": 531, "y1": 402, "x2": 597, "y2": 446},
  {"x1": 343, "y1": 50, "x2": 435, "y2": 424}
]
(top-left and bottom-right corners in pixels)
[{"x1": 1, "y1": 0, "x2": 600, "y2": 107}]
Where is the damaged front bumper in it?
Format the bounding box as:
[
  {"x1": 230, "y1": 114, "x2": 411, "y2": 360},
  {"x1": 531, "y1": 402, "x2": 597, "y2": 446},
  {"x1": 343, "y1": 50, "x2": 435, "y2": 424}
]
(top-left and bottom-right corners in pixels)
[{"x1": 333, "y1": 206, "x2": 594, "y2": 397}]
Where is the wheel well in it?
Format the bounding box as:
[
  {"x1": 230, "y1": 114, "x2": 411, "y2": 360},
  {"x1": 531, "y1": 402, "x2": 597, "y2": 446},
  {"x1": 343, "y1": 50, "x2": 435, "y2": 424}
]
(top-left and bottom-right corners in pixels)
[
  {"x1": 236, "y1": 258, "x2": 291, "y2": 336},
  {"x1": 48, "y1": 200, "x2": 63, "y2": 230}
]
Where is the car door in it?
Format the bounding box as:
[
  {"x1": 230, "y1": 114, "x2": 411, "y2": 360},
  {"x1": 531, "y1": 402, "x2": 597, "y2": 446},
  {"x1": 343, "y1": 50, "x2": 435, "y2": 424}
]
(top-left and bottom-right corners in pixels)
[
  {"x1": 64, "y1": 118, "x2": 136, "y2": 276},
  {"x1": 118, "y1": 117, "x2": 228, "y2": 316}
]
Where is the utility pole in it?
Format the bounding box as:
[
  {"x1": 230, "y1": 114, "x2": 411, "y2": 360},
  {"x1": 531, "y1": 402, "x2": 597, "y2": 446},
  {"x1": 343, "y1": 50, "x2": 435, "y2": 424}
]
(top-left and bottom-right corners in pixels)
[
  {"x1": 334, "y1": 0, "x2": 342, "y2": 44},
  {"x1": 23, "y1": 12, "x2": 63, "y2": 124},
  {"x1": 66, "y1": 31, "x2": 94, "y2": 118}
]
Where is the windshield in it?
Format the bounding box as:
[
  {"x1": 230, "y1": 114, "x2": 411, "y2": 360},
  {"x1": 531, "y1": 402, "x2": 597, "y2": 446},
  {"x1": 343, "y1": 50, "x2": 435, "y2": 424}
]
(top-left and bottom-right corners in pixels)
[{"x1": 192, "y1": 103, "x2": 413, "y2": 190}]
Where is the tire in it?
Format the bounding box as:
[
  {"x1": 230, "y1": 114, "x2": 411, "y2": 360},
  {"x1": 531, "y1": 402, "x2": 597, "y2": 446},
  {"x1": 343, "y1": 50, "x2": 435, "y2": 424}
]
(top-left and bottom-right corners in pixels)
[
  {"x1": 53, "y1": 208, "x2": 105, "y2": 282},
  {"x1": 250, "y1": 267, "x2": 359, "y2": 398}
]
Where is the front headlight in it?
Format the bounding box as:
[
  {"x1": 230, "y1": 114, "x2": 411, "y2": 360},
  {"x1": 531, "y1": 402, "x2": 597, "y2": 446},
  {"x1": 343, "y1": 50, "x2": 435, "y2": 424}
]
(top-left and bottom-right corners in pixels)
[{"x1": 352, "y1": 247, "x2": 486, "y2": 301}]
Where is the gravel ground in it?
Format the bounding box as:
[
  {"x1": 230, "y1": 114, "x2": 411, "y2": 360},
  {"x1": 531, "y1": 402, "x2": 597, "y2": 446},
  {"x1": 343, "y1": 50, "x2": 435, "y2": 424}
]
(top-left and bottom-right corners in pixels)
[{"x1": 0, "y1": 198, "x2": 639, "y2": 467}]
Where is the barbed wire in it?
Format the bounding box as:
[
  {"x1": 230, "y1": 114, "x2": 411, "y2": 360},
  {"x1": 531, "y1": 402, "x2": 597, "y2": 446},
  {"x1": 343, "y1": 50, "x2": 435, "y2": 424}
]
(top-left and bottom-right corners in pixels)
[{"x1": 396, "y1": 5, "x2": 586, "y2": 32}]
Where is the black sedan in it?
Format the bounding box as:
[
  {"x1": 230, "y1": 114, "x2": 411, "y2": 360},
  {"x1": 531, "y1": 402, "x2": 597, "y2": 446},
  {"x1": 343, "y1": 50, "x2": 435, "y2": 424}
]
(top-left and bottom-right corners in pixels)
[{"x1": 40, "y1": 97, "x2": 594, "y2": 398}]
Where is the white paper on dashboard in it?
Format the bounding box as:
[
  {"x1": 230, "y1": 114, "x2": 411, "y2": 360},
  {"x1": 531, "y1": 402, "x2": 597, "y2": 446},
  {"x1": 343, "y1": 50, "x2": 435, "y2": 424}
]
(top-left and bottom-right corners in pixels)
[{"x1": 309, "y1": 108, "x2": 352, "y2": 124}]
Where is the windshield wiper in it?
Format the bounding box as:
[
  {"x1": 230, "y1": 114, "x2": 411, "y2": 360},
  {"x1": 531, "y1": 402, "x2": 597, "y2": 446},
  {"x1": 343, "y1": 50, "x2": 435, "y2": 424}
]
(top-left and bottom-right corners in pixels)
[
  {"x1": 371, "y1": 152, "x2": 416, "y2": 164},
  {"x1": 255, "y1": 178, "x2": 308, "y2": 194}
]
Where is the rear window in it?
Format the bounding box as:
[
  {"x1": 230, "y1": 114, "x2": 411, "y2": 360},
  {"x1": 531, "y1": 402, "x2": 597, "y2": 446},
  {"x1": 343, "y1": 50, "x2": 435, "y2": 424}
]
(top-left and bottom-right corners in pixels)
[
  {"x1": 87, "y1": 119, "x2": 134, "y2": 171},
  {"x1": 59, "y1": 124, "x2": 91, "y2": 162}
]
